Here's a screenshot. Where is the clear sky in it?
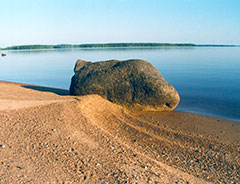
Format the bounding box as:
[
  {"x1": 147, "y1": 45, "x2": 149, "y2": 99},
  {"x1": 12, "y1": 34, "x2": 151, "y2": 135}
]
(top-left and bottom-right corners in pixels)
[{"x1": 0, "y1": 0, "x2": 240, "y2": 47}]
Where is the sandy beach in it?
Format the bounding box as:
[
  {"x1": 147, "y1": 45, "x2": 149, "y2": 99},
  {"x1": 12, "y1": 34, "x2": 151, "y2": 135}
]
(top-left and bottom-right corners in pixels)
[{"x1": 0, "y1": 81, "x2": 239, "y2": 183}]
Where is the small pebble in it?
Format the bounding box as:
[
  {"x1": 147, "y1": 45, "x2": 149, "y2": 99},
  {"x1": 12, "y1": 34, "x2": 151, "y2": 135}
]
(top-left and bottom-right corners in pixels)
[
  {"x1": 194, "y1": 149, "x2": 199, "y2": 153},
  {"x1": 0, "y1": 144, "x2": 5, "y2": 148},
  {"x1": 16, "y1": 166, "x2": 23, "y2": 169}
]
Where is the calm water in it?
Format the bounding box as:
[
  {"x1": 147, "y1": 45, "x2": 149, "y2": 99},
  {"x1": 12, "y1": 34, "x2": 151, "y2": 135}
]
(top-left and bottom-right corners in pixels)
[{"x1": 0, "y1": 47, "x2": 240, "y2": 122}]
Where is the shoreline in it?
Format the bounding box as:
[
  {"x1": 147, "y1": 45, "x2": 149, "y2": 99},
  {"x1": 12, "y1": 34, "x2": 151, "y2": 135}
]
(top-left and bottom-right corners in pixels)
[
  {"x1": 176, "y1": 109, "x2": 240, "y2": 123},
  {"x1": 0, "y1": 80, "x2": 239, "y2": 183},
  {"x1": 1, "y1": 43, "x2": 239, "y2": 51},
  {"x1": 1, "y1": 80, "x2": 238, "y2": 123}
]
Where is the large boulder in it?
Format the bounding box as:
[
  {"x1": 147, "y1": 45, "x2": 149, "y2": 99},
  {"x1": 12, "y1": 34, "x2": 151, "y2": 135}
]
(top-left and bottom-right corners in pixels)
[{"x1": 70, "y1": 59, "x2": 180, "y2": 111}]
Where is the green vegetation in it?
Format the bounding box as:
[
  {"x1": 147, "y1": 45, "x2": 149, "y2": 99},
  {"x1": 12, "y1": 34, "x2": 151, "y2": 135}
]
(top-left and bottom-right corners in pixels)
[
  {"x1": 3, "y1": 45, "x2": 54, "y2": 50},
  {"x1": 1, "y1": 43, "x2": 237, "y2": 50}
]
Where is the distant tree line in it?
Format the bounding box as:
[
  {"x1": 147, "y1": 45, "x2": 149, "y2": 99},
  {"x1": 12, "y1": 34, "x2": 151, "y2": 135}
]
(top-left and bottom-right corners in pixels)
[
  {"x1": 1, "y1": 43, "x2": 237, "y2": 50},
  {"x1": 3, "y1": 45, "x2": 54, "y2": 50}
]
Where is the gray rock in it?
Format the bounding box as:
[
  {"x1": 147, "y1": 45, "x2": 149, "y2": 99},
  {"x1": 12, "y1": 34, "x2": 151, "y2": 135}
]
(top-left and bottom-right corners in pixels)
[
  {"x1": 74, "y1": 59, "x2": 90, "y2": 73},
  {"x1": 70, "y1": 59, "x2": 180, "y2": 111}
]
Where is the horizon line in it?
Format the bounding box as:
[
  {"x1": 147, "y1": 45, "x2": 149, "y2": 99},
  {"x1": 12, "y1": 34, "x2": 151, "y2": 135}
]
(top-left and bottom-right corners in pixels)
[{"x1": 1, "y1": 42, "x2": 239, "y2": 50}]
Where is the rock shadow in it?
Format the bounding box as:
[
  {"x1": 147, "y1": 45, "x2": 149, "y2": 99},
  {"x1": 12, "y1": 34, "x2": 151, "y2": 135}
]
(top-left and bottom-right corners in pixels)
[{"x1": 22, "y1": 85, "x2": 69, "y2": 96}]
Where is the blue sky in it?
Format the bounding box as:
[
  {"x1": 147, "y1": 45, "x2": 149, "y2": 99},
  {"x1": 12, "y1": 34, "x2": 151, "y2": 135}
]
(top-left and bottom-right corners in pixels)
[{"x1": 0, "y1": 0, "x2": 240, "y2": 47}]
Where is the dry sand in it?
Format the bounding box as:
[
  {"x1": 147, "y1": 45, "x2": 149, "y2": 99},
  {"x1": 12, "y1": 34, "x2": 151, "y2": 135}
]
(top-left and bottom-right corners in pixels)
[{"x1": 0, "y1": 81, "x2": 239, "y2": 183}]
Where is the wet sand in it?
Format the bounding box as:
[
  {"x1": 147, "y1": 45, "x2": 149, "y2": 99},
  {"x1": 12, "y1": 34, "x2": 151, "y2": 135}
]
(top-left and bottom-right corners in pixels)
[{"x1": 0, "y1": 81, "x2": 239, "y2": 183}]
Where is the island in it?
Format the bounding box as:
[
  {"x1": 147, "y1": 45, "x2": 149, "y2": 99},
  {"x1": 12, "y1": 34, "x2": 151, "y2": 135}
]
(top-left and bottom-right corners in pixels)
[{"x1": 1, "y1": 43, "x2": 238, "y2": 50}]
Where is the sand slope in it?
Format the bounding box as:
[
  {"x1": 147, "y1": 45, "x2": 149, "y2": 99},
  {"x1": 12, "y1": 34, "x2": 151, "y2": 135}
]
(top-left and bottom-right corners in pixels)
[{"x1": 0, "y1": 81, "x2": 239, "y2": 183}]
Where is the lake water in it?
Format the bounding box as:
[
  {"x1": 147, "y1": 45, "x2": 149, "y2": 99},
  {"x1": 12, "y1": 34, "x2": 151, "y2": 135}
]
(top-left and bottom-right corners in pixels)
[{"x1": 0, "y1": 47, "x2": 240, "y2": 122}]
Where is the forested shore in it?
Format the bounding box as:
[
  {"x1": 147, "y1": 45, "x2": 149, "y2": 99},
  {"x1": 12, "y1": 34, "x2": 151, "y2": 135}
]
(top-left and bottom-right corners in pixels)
[{"x1": 1, "y1": 43, "x2": 237, "y2": 50}]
